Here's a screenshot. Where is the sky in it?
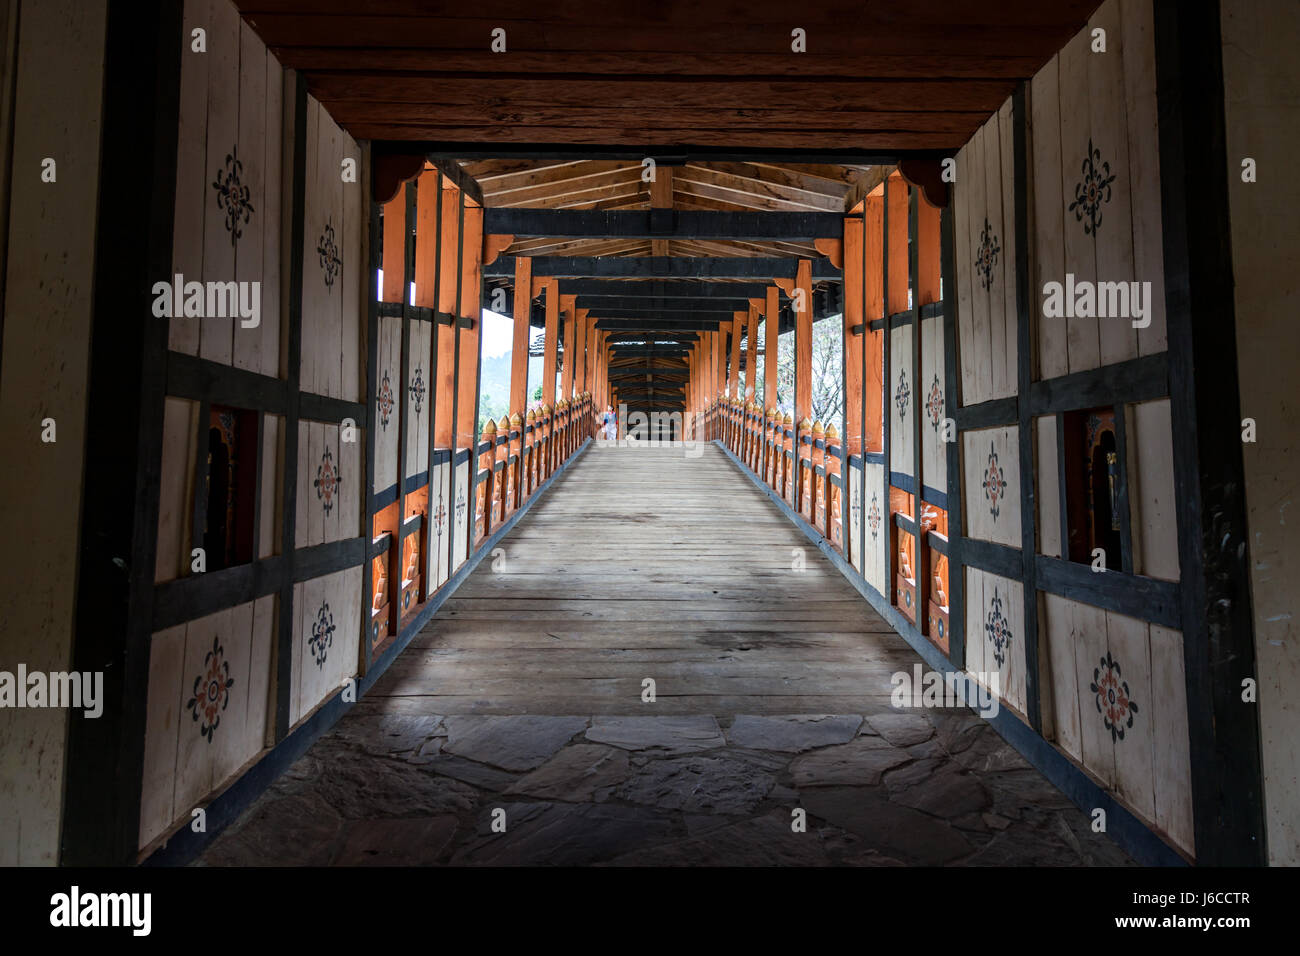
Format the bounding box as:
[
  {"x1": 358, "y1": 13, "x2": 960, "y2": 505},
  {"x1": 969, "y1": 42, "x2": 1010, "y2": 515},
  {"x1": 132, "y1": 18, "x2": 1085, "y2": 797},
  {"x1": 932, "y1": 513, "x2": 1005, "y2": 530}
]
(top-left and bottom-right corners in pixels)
[{"x1": 376, "y1": 269, "x2": 515, "y2": 360}]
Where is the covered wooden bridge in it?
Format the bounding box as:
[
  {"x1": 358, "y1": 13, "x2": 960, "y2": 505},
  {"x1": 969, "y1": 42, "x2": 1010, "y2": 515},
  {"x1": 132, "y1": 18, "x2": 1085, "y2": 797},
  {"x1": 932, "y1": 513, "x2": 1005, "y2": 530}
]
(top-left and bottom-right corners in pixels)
[{"x1": 1, "y1": 0, "x2": 1295, "y2": 871}]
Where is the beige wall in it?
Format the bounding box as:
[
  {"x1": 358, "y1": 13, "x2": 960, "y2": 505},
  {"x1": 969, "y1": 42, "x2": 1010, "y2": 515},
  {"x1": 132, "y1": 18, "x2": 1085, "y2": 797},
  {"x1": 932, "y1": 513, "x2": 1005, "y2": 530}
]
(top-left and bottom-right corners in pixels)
[
  {"x1": 1223, "y1": 0, "x2": 1300, "y2": 867},
  {"x1": 0, "y1": 0, "x2": 107, "y2": 865}
]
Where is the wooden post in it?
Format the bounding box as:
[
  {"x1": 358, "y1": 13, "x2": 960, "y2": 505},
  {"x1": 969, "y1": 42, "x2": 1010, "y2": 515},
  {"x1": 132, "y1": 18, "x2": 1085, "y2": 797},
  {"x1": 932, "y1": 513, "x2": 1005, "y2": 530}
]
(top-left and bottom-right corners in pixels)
[
  {"x1": 765, "y1": 285, "x2": 779, "y2": 411},
  {"x1": 574, "y1": 306, "x2": 588, "y2": 397},
  {"x1": 509, "y1": 256, "x2": 532, "y2": 416},
  {"x1": 864, "y1": 189, "x2": 885, "y2": 454},
  {"x1": 433, "y1": 179, "x2": 459, "y2": 453},
  {"x1": 456, "y1": 201, "x2": 483, "y2": 453},
  {"x1": 745, "y1": 299, "x2": 760, "y2": 401},
  {"x1": 561, "y1": 292, "x2": 577, "y2": 401},
  {"x1": 843, "y1": 218, "x2": 864, "y2": 459},
  {"x1": 542, "y1": 277, "x2": 559, "y2": 408},
  {"x1": 794, "y1": 258, "x2": 813, "y2": 428},
  {"x1": 729, "y1": 311, "x2": 743, "y2": 399}
]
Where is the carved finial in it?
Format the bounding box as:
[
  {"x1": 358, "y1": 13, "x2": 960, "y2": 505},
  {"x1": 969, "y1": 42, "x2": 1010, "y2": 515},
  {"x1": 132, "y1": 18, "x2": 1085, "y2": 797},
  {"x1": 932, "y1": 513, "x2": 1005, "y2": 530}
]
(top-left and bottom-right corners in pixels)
[
  {"x1": 498, "y1": 415, "x2": 510, "y2": 432},
  {"x1": 812, "y1": 420, "x2": 825, "y2": 436},
  {"x1": 482, "y1": 418, "x2": 497, "y2": 436},
  {"x1": 510, "y1": 411, "x2": 523, "y2": 427},
  {"x1": 798, "y1": 417, "x2": 813, "y2": 431},
  {"x1": 824, "y1": 423, "x2": 838, "y2": 441}
]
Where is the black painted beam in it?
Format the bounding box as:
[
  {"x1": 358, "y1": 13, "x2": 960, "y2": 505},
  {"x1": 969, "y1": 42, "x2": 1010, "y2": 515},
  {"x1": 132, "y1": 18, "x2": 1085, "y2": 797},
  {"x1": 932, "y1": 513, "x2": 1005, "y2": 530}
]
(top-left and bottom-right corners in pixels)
[
  {"x1": 484, "y1": 255, "x2": 841, "y2": 280},
  {"x1": 1154, "y1": 0, "x2": 1265, "y2": 866},
  {"x1": 559, "y1": 279, "x2": 771, "y2": 298},
  {"x1": 588, "y1": 308, "x2": 737, "y2": 321},
  {"x1": 423, "y1": 153, "x2": 484, "y2": 207},
  {"x1": 578, "y1": 296, "x2": 748, "y2": 312},
  {"x1": 594, "y1": 320, "x2": 722, "y2": 331}
]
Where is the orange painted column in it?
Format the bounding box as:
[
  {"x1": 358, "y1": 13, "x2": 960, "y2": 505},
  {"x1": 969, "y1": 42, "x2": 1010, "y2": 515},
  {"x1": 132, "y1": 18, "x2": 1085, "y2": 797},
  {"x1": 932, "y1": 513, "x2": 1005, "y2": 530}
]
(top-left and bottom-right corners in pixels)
[
  {"x1": 764, "y1": 285, "x2": 779, "y2": 412},
  {"x1": 434, "y1": 179, "x2": 460, "y2": 451},
  {"x1": 574, "y1": 307, "x2": 589, "y2": 398},
  {"x1": 729, "y1": 311, "x2": 743, "y2": 399},
  {"x1": 455, "y1": 201, "x2": 483, "y2": 453},
  {"x1": 561, "y1": 293, "x2": 577, "y2": 401},
  {"x1": 509, "y1": 256, "x2": 532, "y2": 416},
  {"x1": 794, "y1": 258, "x2": 813, "y2": 429},
  {"x1": 864, "y1": 187, "x2": 885, "y2": 453},
  {"x1": 541, "y1": 278, "x2": 559, "y2": 407},
  {"x1": 843, "y1": 216, "x2": 864, "y2": 459},
  {"x1": 745, "y1": 299, "x2": 759, "y2": 402}
]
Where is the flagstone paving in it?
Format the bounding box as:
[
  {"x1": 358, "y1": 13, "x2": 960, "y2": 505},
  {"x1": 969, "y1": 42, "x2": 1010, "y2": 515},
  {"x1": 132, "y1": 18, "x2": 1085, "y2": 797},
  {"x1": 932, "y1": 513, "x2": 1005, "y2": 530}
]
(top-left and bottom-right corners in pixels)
[
  {"x1": 199, "y1": 708, "x2": 1132, "y2": 866},
  {"x1": 197, "y1": 448, "x2": 1133, "y2": 867}
]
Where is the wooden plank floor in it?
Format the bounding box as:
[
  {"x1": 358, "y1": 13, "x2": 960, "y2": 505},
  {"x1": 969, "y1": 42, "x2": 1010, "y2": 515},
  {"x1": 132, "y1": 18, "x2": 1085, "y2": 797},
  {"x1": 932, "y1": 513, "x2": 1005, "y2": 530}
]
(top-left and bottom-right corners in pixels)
[
  {"x1": 361, "y1": 443, "x2": 916, "y2": 716},
  {"x1": 200, "y1": 443, "x2": 1134, "y2": 866}
]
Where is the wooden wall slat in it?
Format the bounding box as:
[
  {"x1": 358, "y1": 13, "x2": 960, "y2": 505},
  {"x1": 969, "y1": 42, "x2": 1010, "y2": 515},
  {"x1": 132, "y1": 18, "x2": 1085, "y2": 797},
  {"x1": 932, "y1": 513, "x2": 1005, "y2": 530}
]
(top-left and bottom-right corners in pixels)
[
  {"x1": 231, "y1": 21, "x2": 266, "y2": 374},
  {"x1": 985, "y1": 111, "x2": 1009, "y2": 399},
  {"x1": 258, "y1": 412, "x2": 282, "y2": 558},
  {"x1": 1089, "y1": 0, "x2": 1139, "y2": 367},
  {"x1": 1149, "y1": 622, "x2": 1193, "y2": 852},
  {"x1": 1034, "y1": 415, "x2": 1062, "y2": 557},
  {"x1": 198, "y1": 0, "x2": 239, "y2": 365},
  {"x1": 1032, "y1": 53, "x2": 1068, "y2": 380},
  {"x1": 996, "y1": 98, "x2": 1019, "y2": 398},
  {"x1": 1106, "y1": 609, "x2": 1156, "y2": 821},
  {"x1": 138, "y1": 624, "x2": 186, "y2": 848},
  {"x1": 1130, "y1": 398, "x2": 1178, "y2": 580},
  {"x1": 1122, "y1": 0, "x2": 1167, "y2": 357},
  {"x1": 169, "y1": 0, "x2": 209, "y2": 356},
  {"x1": 261, "y1": 51, "x2": 284, "y2": 379},
  {"x1": 1058, "y1": 27, "x2": 1101, "y2": 373},
  {"x1": 1042, "y1": 592, "x2": 1082, "y2": 759}
]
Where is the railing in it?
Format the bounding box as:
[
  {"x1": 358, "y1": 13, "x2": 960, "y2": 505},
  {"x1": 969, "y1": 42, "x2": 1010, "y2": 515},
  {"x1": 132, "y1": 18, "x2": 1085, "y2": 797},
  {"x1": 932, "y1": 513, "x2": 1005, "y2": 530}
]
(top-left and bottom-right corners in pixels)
[
  {"x1": 713, "y1": 395, "x2": 845, "y2": 559},
  {"x1": 474, "y1": 392, "x2": 593, "y2": 545}
]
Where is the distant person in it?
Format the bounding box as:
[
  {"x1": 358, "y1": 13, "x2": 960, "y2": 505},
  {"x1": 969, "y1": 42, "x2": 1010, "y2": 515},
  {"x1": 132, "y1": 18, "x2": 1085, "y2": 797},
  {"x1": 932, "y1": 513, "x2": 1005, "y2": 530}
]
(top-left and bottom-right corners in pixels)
[{"x1": 602, "y1": 405, "x2": 617, "y2": 441}]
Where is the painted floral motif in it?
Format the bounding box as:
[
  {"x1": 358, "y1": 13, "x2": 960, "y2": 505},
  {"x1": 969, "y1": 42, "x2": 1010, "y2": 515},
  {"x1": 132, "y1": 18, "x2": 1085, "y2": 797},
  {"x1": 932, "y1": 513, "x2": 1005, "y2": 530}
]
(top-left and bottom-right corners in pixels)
[
  {"x1": 310, "y1": 602, "x2": 335, "y2": 669},
  {"x1": 455, "y1": 485, "x2": 466, "y2": 525},
  {"x1": 867, "y1": 492, "x2": 882, "y2": 542},
  {"x1": 186, "y1": 637, "x2": 235, "y2": 743},
  {"x1": 975, "y1": 218, "x2": 1000, "y2": 290},
  {"x1": 317, "y1": 217, "x2": 341, "y2": 292},
  {"x1": 985, "y1": 588, "x2": 1012, "y2": 668},
  {"x1": 982, "y1": 442, "x2": 1008, "y2": 520},
  {"x1": 926, "y1": 374, "x2": 944, "y2": 432},
  {"x1": 433, "y1": 491, "x2": 447, "y2": 545},
  {"x1": 850, "y1": 486, "x2": 861, "y2": 529},
  {"x1": 377, "y1": 370, "x2": 394, "y2": 431},
  {"x1": 1069, "y1": 138, "x2": 1117, "y2": 236},
  {"x1": 409, "y1": 366, "x2": 426, "y2": 416},
  {"x1": 212, "y1": 146, "x2": 254, "y2": 247},
  {"x1": 1091, "y1": 651, "x2": 1139, "y2": 742},
  {"x1": 895, "y1": 368, "x2": 910, "y2": 422},
  {"x1": 315, "y1": 447, "x2": 340, "y2": 516}
]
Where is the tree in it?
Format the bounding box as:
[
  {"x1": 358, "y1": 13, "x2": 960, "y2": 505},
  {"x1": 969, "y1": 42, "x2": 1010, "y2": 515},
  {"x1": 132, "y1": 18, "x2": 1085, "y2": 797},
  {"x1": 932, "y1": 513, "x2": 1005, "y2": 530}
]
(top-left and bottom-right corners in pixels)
[{"x1": 774, "y1": 316, "x2": 844, "y2": 433}]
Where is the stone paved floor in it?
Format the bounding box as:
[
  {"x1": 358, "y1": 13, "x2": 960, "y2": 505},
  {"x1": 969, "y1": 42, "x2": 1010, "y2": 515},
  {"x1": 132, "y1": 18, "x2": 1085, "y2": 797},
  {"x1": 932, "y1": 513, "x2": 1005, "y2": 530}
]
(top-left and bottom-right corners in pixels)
[{"x1": 199, "y1": 709, "x2": 1133, "y2": 866}]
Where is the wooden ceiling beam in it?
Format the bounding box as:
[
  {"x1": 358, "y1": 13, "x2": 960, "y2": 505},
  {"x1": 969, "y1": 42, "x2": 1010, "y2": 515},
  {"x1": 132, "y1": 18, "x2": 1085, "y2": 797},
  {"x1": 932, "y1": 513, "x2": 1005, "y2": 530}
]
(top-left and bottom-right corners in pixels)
[
  {"x1": 483, "y1": 209, "x2": 843, "y2": 240},
  {"x1": 558, "y1": 279, "x2": 772, "y2": 298},
  {"x1": 271, "y1": 49, "x2": 1050, "y2": 80},
  {"x1": 483, "y1": 255, "x2": 839, "y2": 279}
]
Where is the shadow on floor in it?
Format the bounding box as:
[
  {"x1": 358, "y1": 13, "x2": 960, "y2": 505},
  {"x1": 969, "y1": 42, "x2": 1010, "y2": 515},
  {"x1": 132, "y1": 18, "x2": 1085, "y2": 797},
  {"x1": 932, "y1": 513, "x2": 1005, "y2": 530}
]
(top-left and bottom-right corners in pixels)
[{"x1": 198, "y1": 710, "x2": 1133, "y2": 866}]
